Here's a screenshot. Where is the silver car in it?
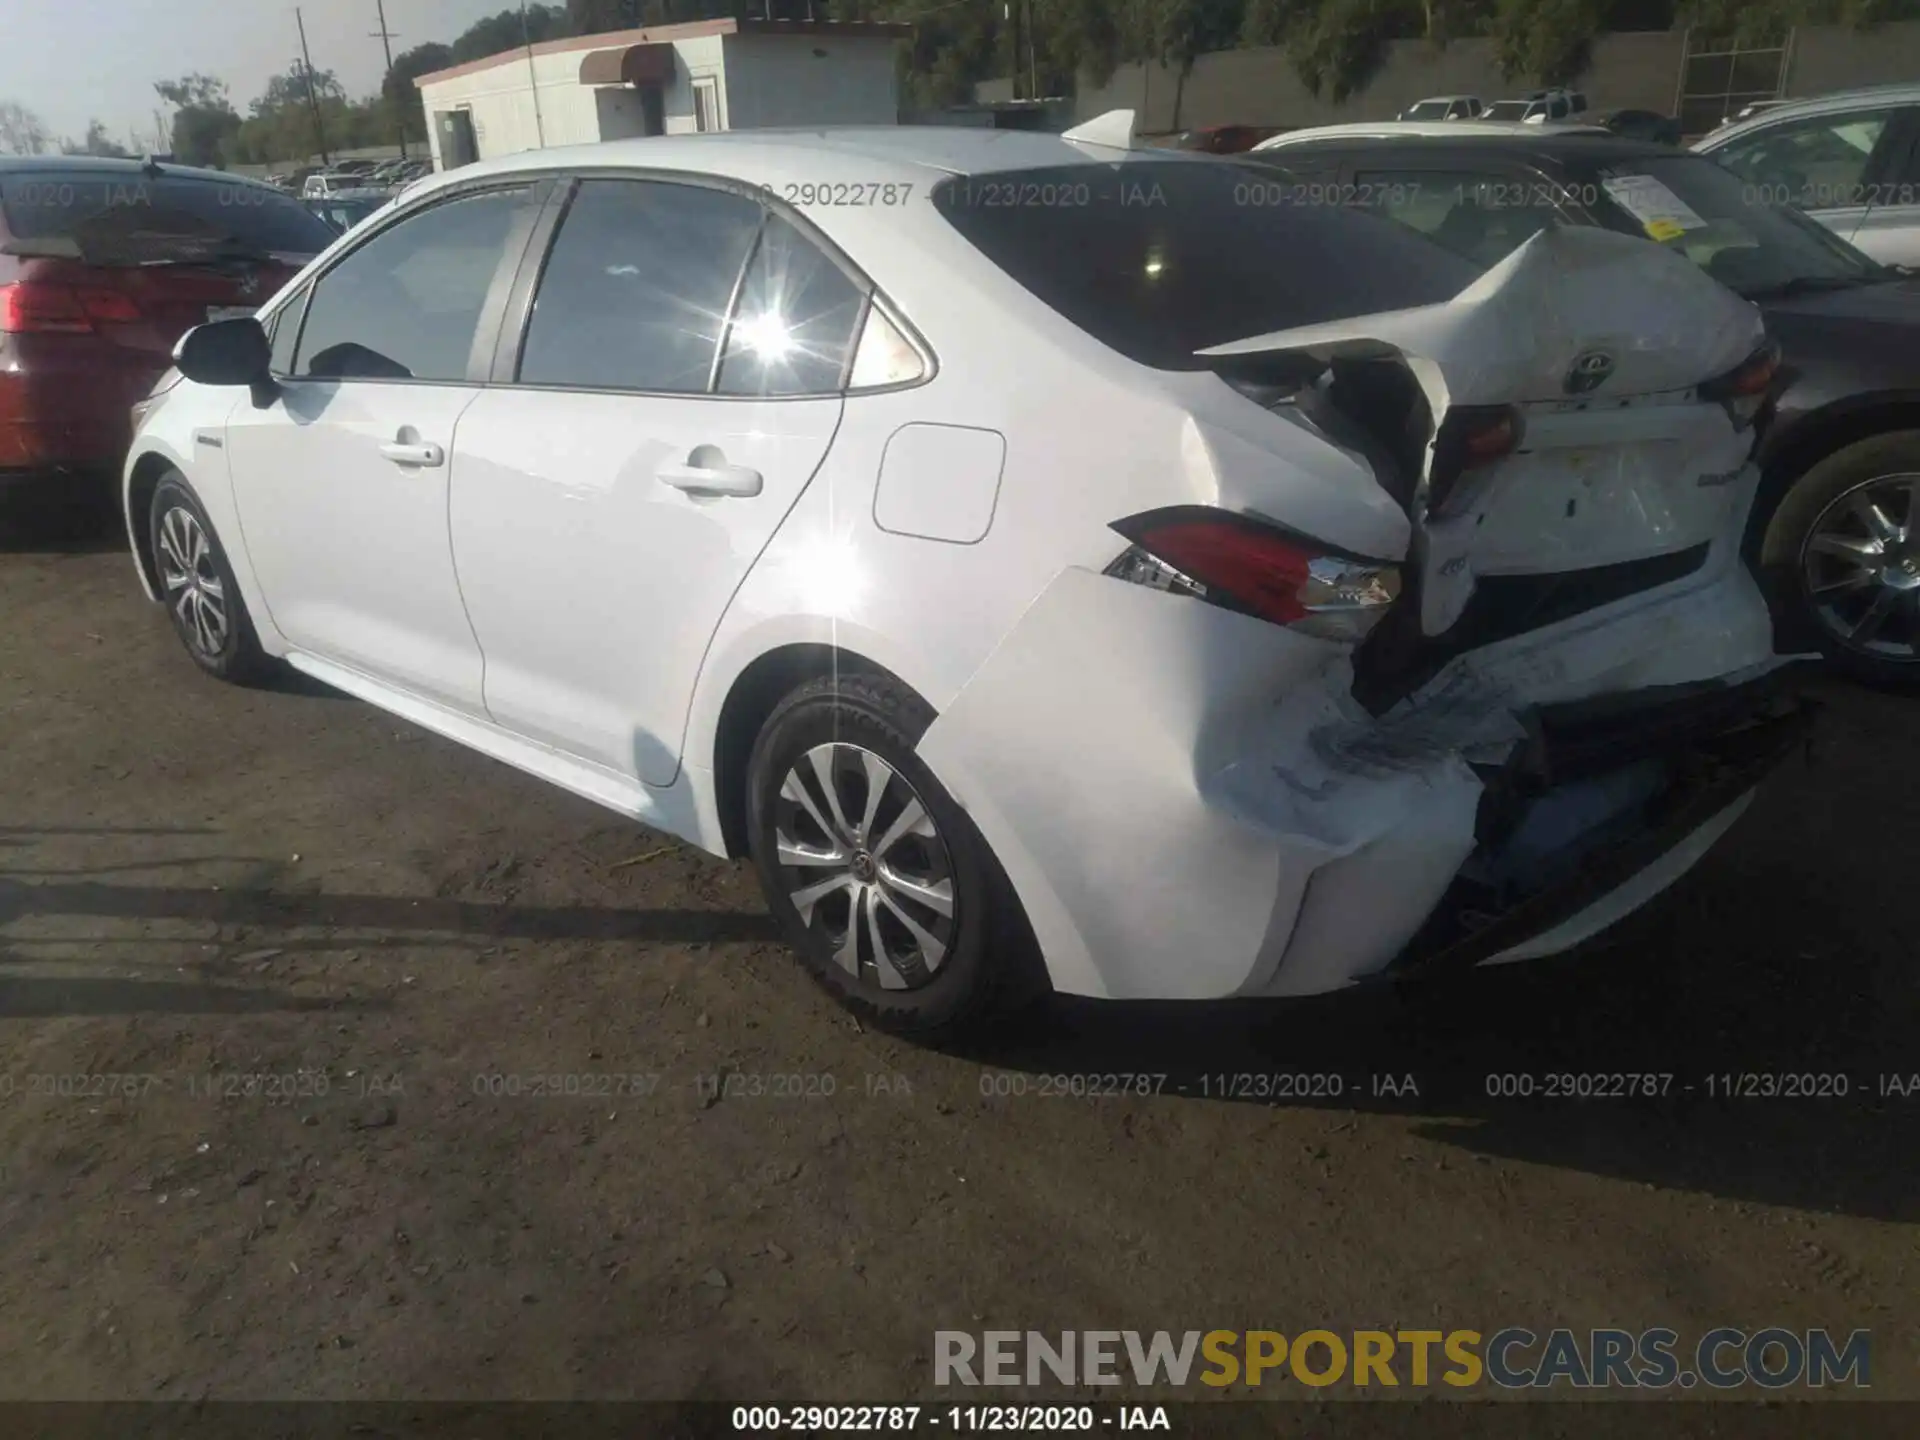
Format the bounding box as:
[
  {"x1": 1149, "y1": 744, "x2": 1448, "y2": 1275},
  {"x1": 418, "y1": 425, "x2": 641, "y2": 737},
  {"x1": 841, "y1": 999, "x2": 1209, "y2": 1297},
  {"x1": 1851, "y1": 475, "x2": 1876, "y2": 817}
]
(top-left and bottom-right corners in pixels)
[{"x1": 1695, "y1": 83, "x2": 1920, "y2": 268}]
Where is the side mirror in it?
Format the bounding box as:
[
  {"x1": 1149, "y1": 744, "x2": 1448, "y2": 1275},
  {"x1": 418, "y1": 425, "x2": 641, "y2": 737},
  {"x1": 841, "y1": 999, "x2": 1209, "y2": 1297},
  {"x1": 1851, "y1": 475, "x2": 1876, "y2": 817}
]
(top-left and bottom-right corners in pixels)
[{"x1": 174, "y1": 317, "x2": 271, "y2": 388}]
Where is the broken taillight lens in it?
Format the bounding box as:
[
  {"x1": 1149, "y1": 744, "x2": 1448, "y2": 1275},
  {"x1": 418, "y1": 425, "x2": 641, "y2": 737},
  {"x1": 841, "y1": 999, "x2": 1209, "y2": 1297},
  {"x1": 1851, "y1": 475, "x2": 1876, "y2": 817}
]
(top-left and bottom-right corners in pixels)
[
  {"x1": 1700, "y1": 342, "x2": 1781, "y2": 430},
  {"x1": 1105, "y1": 506, "x2": 1401, "y2": 643},
  {"x1": 1427, "y1": 404, "x2": 1523, "y2": 517}
]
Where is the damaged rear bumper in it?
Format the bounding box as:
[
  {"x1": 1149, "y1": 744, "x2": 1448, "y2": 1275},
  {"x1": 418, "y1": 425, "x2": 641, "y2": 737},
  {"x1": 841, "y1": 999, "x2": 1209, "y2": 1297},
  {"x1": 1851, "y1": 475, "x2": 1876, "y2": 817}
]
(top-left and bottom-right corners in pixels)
[
  {"x1": 1388, "y1": 666, "x2": 1813, "y2": 977},
  {"x1": 919, "y1": 548, "x2": 1794, "y2": 1002}
]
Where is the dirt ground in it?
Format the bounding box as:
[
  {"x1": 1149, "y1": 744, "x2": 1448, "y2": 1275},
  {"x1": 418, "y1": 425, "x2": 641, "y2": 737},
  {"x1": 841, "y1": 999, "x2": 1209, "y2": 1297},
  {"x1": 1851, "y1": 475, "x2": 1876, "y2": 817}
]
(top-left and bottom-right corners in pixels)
[{"x1": 0, "y1": 496, "x2": 1915, "y2": 1407}]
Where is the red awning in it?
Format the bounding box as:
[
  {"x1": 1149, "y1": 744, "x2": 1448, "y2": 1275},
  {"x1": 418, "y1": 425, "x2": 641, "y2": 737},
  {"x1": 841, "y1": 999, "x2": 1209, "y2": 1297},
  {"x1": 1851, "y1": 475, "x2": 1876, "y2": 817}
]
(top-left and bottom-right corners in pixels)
[{"x1": 578, "y1": 43, "x2": 676, "y2": 87}]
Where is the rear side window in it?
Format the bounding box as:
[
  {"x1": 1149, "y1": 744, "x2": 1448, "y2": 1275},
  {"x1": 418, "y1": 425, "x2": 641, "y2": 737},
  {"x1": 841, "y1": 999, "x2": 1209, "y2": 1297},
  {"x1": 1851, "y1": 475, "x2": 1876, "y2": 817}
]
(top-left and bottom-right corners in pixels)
[
  {"x1": 716, "y1": 214, "x2": 867, "y2": 397},
  {"x1": 933, "y1": 161, "x2": 1478, "y2": 371},
  {"x1": 519, "y1": 178, "x2": 763, "y2": 393},
  {"x1": 0, "y1": 170, "x2": 335, "y2": 258},
  {"x1": 294, "y1": 185, "x2": 531, "y2": 382}
]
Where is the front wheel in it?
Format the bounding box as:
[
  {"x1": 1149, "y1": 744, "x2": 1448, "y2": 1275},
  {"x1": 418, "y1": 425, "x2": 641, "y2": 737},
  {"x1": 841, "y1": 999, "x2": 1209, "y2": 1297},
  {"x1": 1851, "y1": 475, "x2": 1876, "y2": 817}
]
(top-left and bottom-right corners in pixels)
[
  {"x1": 1758, "y1": 430, "x2": 1920, "y2": 689},
  {"x1": 744, "y1": 673, "x2": 1040, "y2": 1037},
  {"x1": 149, "y1": 472, "x2": 272, "y2": 684}
]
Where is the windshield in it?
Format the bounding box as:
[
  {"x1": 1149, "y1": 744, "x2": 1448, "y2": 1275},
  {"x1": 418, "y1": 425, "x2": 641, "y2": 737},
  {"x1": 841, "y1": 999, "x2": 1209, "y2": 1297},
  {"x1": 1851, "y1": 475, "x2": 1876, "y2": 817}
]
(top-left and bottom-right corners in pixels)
[
  {"x1": 0, "y1": 170, "x2": 334, "y2": 258},
  {"x1": 1484, "y1": 101, "x2": 1535, "y2": 121},
  {"x1": 933, "y1": 161, "x2": 1479, "y2": 371},
  {"x1": 1405, "y1": 102, "x2": 1451, "y2": 120},
  {"x1": 1592, "y1": 154, "x2": 1884, "y2": 296}
]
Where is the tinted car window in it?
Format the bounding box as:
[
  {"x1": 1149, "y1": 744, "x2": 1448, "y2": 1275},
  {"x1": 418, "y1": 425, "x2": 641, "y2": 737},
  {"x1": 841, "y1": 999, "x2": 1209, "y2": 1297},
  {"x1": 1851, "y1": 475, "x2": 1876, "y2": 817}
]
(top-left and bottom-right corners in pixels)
[
  {"x1": 0, "y1": 170, "x2": 335, "y2": 257},
  {"x1": 1590, "y1": 153, "x2": 1883, "y2": 297},
  {"x1": 294, "y1": 185, "x2": 529, "y2": 382},
  {"x1": 933, "y1": 161, "x2": 1478, "y2": 371},
  {"x1": 1357, "y1": 168, "x2": 1564, "y2": 268},
  {"x1": 1713, "y1": 108, "x2": 1895, "y2": 208},
  {"x1": 519, "y1": 179, "x2": 763, "y2": 393},
  {"x1": 716, "y1": 215, "x2": 867, "y2": 396}
]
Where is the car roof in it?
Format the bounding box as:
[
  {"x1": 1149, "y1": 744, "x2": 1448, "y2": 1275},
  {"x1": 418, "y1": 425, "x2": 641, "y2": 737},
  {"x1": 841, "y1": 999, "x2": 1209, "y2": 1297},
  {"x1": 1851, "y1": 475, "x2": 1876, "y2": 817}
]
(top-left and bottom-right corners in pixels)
[
  {"x1": 1255, "y1": 119, "x2": 1608, "y2": 148},
  {"x1": 1406, "y1": 96, "x2": 1479, "y2": 105},
  {"x1": 1250, "y1": 129, "x2": 1691, "y2": 168},
  {"x1": 1698, "y1": 82, "x2": 1920, "y2": 146},
  {"x1": 413, "y1": 126, "x2": 1215, "y2": 195},
  {"x1": 0, "y1": 154, "x2": 282, "y2": 192}
]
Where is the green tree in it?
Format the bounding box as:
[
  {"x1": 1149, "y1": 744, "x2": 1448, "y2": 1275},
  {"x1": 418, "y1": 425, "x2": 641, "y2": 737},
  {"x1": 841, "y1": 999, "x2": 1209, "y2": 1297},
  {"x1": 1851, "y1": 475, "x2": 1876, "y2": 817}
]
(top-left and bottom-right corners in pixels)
[
  {"x1": 62, "y1": 118, "x2": 130, "y2": 157},
  {"x1": 0, "y1": 99, "x2": 54, "y2": 155},
  {"x1": 450, "y1": 5, "x2": 573, "y2": 63},
  {"x1": 383, "y1": 42, "x2": 455, "y2": 106},
  {"x1": 155, "y1": 73, "x2": 242, "y2": 166}
]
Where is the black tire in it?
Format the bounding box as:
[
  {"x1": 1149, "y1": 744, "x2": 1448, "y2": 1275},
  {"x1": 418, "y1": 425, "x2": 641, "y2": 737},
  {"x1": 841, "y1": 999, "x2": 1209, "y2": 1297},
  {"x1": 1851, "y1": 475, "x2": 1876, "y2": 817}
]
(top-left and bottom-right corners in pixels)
[
  {"x1": 1756, "y1": 429, "x2": 1920, "y2": 690},
  {"x1": 149, "y1": 472, "x2": 273, "y2": 685},
  {"x1": 745, "y1": 672, "x2": 1043, "y2": 1038}
]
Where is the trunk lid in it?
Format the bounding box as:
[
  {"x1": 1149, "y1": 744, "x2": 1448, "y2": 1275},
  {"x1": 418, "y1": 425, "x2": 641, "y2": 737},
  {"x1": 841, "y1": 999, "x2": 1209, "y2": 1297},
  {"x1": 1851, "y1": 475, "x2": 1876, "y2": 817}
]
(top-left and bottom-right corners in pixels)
[{"x1": 1199, "y1": 226, "x2": 1769, "y2": 640}]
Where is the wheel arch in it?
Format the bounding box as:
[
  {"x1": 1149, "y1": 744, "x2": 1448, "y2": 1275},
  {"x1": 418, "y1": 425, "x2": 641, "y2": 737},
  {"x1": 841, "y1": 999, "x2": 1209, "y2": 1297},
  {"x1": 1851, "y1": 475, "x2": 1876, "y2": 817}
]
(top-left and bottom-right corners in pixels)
[
  {"x1": 125, "y1": 449, "x2": 182, "y2": 601},
  {"x1": 708, "y1": 642, "x2": 924, "y2": 860},
  {"x1": 1755, "y1": 395, "x2": 1920, "y2": 548}
]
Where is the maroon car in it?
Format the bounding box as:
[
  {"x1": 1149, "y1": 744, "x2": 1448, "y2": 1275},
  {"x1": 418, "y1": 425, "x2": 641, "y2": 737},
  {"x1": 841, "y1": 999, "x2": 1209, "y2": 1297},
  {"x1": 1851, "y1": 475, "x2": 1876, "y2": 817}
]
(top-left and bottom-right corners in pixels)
[{"x1": 0, "y1": 156, "x2": 333, "y2": 502}]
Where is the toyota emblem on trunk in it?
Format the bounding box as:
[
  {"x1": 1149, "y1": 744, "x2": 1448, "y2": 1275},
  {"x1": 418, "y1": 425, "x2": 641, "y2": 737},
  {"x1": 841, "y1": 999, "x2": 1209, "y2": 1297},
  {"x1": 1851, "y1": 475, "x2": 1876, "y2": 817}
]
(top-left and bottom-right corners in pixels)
[{"x1": 1565, "y1": 349, "x2": 1615, "y2": 394}]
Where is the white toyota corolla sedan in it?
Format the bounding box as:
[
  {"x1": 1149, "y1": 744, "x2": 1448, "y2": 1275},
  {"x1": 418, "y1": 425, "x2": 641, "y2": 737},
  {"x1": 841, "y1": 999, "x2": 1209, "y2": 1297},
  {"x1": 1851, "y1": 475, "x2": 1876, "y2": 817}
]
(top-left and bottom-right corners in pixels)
[{"x1": 123, "y1": 119, "x2": 1810, "y2": 1036}]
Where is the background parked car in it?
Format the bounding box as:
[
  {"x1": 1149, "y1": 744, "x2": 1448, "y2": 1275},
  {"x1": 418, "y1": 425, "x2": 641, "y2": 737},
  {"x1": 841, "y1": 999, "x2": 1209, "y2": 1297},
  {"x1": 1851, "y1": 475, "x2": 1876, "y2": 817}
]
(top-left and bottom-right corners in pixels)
[
  {"x1": 1399, "y1": 96, "x2": 1485, "y2": 121},
  {"x1": 1695, "y1": 83, "x2": 1920, "y2": 268},
  {"x1": 1598, "y1": 108, "x2": 1683, "y2": 145},
  {"x1": 1250, "y1": 127, "x2": 1920, "y2": 685},
  {"x1": 1484, "y1": 88, "x2": 1589, "y2": 123},
  {"x1": 0, "y1": 156, "x2": 334, "y2": 504},
  {"x1": 1171, "y1": 125, "x2": 1282, "y2": 154},
  {"x1": 304, "y1": 189, "x2": 393, "y2": 234},
  {"x1": 302, "y1": 172, "x2": 364, "y2": 200}
]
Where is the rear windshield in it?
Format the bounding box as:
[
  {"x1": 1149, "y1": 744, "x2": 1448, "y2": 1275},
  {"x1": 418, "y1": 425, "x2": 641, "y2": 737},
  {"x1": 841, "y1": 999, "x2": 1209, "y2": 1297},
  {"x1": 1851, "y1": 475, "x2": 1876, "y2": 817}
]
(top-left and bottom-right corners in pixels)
[
  {"x1": 0, "y1": 170, "x2": 334, "y2": 256},
  {"x1": 931, "y1": 161, "x2": 1479, "y2": 370}
]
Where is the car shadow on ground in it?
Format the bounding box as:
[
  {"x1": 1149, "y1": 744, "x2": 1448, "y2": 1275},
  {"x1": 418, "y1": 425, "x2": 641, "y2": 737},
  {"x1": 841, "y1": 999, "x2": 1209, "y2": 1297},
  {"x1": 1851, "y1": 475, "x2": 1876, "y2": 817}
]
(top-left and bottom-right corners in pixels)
[
  {"x1": 0, "y1": 487, "x2": 124, "y2": 554},
  {"x1": 949, "y1": 890, "x2": 1916, "y2": 1222}
]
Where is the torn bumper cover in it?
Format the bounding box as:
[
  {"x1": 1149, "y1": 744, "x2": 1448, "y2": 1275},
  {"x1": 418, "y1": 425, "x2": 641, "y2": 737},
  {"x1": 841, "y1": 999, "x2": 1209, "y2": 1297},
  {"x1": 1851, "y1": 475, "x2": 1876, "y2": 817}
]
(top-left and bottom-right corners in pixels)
[
  {"x1": 918, "y1": 553, "x2": 1797, "y2": 1003},
  {"x1": 1389, "y1": 665, "x2": 1813, "y2": 977}
]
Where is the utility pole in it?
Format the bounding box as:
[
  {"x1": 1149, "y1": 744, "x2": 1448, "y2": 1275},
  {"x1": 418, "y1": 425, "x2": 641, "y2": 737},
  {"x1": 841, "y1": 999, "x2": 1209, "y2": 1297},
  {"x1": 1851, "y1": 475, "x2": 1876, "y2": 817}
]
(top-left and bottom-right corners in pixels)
[
  {"x1": 295, "y1": 7, "x2": 332, "y2": 165},
  {"x1": 521, "y1": 2, "x2": 547, "y2": 149},
  {"x1": 371, "y1": 0, "x2": 407, "y2": 160}
]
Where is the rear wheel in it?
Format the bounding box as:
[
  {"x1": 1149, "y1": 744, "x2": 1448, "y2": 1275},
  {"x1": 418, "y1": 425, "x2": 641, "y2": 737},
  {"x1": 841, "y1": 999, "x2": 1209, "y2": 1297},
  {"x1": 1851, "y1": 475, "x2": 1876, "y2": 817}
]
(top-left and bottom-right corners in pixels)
[
  {"x1": 149, "y1": 472, "x2": 271, "y2": 684},
  {"x1": 1758, "y1": 431, "x2": 1920, "y2": 689},
  {"x1": 745, "y1": 672, "x2": 1040, "y2": 1037}
]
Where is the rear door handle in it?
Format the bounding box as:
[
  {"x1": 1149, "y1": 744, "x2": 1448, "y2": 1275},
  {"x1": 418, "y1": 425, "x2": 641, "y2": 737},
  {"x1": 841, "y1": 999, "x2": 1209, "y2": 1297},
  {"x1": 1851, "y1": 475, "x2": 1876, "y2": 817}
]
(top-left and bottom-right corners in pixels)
[
  {"x1": 657, "y1": 456, "x2": 763, "y2": 498},
  {"x1": 379, "y1": 440, "x2": 444, "y2": 467}
]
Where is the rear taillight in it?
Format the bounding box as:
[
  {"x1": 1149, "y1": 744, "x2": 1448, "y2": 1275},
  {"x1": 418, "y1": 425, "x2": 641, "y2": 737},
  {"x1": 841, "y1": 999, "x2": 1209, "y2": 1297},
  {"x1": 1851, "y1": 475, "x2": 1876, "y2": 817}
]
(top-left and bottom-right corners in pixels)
[
  {"x1": 1427, "y1": 404, "x2": 1523, "y2": 517},
  {"x1": 1700, "y1": 342, "x2": 1780, "y2": 429},
  {"x1": 1106, "y1": 506, "x2": 1401, "y2": 643},
  {"x1": 0, "y1": 281, "x2": 143, "y2": 334}
]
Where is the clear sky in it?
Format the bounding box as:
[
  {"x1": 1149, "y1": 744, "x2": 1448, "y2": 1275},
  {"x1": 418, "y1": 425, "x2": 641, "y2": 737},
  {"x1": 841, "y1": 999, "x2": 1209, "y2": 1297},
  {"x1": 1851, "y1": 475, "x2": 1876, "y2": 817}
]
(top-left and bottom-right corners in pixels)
[{"x1": 0, "y1": 0, "x2": 516, "y2": 150}]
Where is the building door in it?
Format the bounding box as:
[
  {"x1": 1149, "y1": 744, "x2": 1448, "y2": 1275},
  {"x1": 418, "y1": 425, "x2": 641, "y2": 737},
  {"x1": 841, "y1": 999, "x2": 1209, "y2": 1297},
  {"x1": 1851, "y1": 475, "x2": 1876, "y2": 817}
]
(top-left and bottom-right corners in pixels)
[
  {"x1": 693, "y1": 77, "x2": 721, "y2": 133},
  {"x1": 436, "y1": 109, "x2": 478, "y2": 168}
]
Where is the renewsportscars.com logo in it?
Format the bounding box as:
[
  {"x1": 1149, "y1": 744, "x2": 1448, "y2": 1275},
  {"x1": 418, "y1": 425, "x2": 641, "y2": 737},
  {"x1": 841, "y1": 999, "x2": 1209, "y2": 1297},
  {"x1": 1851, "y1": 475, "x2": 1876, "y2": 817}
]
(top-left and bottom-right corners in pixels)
[{"x1": 933, "y1": 1328, "x2": 1871, "y2": 1391}]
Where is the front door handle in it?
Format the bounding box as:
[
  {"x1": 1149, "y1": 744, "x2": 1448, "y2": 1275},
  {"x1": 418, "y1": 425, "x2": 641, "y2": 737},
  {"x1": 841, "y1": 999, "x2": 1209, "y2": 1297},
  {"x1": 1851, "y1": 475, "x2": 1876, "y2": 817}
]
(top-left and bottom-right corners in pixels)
[
  {"x1": 379, "y1": 429, "x2": 445, "y2": 468},
  {"x1": 657, "y1": 446, "x2": 762, "y2": 498},
  {"x1": 379, "y1": 441, "x2": 444, "y2": 467}
]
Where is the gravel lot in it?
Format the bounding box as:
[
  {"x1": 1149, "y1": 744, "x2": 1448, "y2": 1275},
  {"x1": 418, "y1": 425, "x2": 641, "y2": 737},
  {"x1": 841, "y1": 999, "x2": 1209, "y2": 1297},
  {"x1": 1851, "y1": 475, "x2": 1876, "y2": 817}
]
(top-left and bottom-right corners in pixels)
[{"x1": 1, "y1": 498, "x2": 1914, "y2": 1407}]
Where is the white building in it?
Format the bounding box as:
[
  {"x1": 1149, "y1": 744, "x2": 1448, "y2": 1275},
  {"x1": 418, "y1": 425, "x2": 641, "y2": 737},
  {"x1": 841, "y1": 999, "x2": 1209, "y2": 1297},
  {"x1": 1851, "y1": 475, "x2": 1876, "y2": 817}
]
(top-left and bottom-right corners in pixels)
[{"x1": 413, "y1": 18, "x2": 911, "y2": 170}]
